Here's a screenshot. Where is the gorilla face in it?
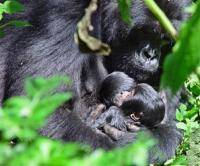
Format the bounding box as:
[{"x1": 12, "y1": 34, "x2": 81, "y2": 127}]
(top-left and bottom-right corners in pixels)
[
  {"x1": 102, "y1": 0, "x2": 180, "y2": 83},
  {"x1": 126, "y1": 27, "x2": 162, "y2": 81},
  {"x1": 105, "y1": 25, "x2": 165, "y2": 82}
]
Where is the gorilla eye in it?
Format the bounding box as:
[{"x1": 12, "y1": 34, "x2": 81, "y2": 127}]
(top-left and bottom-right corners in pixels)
[{"x1": 130, "y1": 113, "x2": 140, "y2": 121}]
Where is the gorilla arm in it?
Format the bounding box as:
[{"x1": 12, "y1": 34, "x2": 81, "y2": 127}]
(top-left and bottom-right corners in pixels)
[{"x1": 40, "y1": 106, "x2": 115, "y2": 150}]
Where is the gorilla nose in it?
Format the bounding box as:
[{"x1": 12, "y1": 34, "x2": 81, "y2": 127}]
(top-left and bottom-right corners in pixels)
[{"x1": 141, "y1": 44, "x2": 159, "y2": 60}]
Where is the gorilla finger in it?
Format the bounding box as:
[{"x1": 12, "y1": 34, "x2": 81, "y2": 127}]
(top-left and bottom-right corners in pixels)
[
  {"x1": 126, "y1": 122, "x2": 140, "y2": 132},
  {"x1": 103, "y1": 124, "x2": 125, "y2": 141}
]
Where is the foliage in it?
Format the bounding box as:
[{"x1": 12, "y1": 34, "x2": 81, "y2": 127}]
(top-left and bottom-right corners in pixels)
[
  {"x1": 117, "y1": 0, "x2": 132, "y2": 25},
  {"x1": 164, "y1": 74, "x2": 200, "y2": 165},
  {"x1": 0, "y1": 0, "x2": 30, "y2": 37},
  {"x1": 144, "y1": 0, "x2": 177, "y2": 40},
  {"x1": 0, "y1": 76, "x2": 155, "y2": 166},
  {"x1": 117, "y1": 0, "x2": 200, "y2": 94},
  {"x1": 186, "y1": 128, "x2": 200, "y2": 165},
  {"x1": 0, "y1": 0, "x2": 199, "y2": 165},
  {"x1": 143, "y1": 2, "x2": 200, "y2": 164},
  {"x1": 161, "y1": 1, "x2": 200, "y2": 93},
  {"x1": 75, "y1": 0, "x2": 111, "y2": 56}
]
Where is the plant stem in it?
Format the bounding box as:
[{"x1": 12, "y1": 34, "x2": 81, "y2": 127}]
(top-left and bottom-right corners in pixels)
[{"x1": 144, "y1": 0, "x2": 178, "y2": 41}]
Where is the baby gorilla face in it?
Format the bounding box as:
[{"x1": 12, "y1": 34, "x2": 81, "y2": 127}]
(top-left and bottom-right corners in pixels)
[
  {"x1": 99, "y1": 72, "x2": 136, "y2": 106},
  {"x1": 120, "y1": 83, "x2": 165, "y2": 128},
  {"x1": 112, "y1": 90, "x2": 144, "y2": 124},
  {"x1": 113, "y1": 90, "x2": 134, "y2": 107},
  {"x1": 112, "y1": 89, "x2": 144, "y2": 125}
]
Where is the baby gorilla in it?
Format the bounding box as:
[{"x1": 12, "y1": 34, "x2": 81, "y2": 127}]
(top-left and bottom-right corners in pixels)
[
  {"x1": 93, "y1": 72, "x2": 165, "y2": 139},
  {"x1": 120, "y1": 83, "x2": 165, "y2": 127}
]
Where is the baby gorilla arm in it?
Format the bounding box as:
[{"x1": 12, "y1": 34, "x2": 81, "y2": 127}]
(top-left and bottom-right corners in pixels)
[
  {"x1": 92, "y1": 106, "x2": 126, "y2": 132},
  {"x1": 40, "y1": 109, "x2": 115, "y2": 150},
  {"x1": 92, "y1": 106, "x2": 140, "y2": 140}
]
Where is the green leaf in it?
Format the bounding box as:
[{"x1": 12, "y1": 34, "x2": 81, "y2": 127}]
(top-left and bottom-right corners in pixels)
[
  {"x1": 0, "y1": 29, "x2": 5, "y2": 38},
  {"x1": 0, "y1": 14, "x2": 3, "y2": 21},
  {"x1": 4, "y1": 97, "x2": 31, "y2": 110},
  {"x1": 177, "y1": 122, "x2": 187, "y2": 131},
  {"x1": 25, "y1": 76, "x2": 71, "y2": 98},
  {"x1": 3, "y1": 0, "x2": 24, "y2": 14},
  {"x1": 117, "y1": 0, "x2": 132, "y2": 25},
  {"x1": 31, "y1": 92, "x2": 72, "y2": 127},
  {"x1": 8, "y1": 20, "x2": 31, "y2": 27},
  {"x1": 161, "y1": 1, "x2": 200, "y2": 93},
  {"x1": 0, "y1": 4, "x2": 4, "y2": 20},
  {"x1": 176, "y1": 110, "x2": 184, "y2": 122},
  {"x1": 165, "y1": 155, "x2": 188, "y2": 165}
]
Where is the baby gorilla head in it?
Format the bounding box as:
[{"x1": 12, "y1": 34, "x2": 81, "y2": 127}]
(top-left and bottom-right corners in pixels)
[
  {"x1": 99, "y1": 72, "x2": 136, "y2": 107},
  {"x1": 121, "y1": 83, "x2": 165, "y2": 127},
  {"x1": 99, "y1": 72, "x2": 165, "y2": 128}
]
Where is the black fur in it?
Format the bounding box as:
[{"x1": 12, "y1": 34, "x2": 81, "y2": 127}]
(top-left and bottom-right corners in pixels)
[
  {"x1": 103, "y1": 0, "x2": 191, "y2": 84},
  {"x1": 99, "y1": 72, "x2": 136, "y2": 107},
  {"x1": 0, "y1": 0, "x2": 191, "y2": 163},
  {"x1": 98, "y1": 72, "x2": 165, "y2": 128}
]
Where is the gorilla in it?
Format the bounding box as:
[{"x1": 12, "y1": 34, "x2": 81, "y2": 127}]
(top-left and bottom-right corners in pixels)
[
  {"x1": 98, "y1": 72, "x2": 165, "y2": 129},
  {"x1": 0, "y1": 0, "x2": 191, "y2": 163}
]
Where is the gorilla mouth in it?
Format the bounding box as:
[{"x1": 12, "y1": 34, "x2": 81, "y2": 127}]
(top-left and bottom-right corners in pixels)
[{"x1": 127, "y1": 65, "x2": 157, "y2": 82}]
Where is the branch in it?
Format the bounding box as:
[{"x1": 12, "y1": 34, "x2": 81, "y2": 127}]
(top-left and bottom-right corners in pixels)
[
  {"x1": 144, "y1": 0, "x2": 178, "y2": 41},
  {"x1": 74, "y1": 0, "x2": 111, "y2": 56}
]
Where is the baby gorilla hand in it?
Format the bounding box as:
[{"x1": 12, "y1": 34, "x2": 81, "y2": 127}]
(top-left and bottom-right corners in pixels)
[
  {"x1": 93, "y1": 106, "x2": 127, "y2": 132},
  {"x1": 102, "y1": 124, "x2": 138, "y2": 144},
  {"x1": 124, "y1": 117, "x2": 141, "y2": 132},
  {"x1": 92, "y1": 106, "x2": 141, "y2": 141},
  {"x1": 86, "y1": 104, "x2": 106, "y2": 126}
]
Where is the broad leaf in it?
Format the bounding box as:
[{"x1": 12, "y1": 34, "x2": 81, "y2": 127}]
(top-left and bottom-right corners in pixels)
[
  {"x1": 3, "y1": 0, "x2": 24, "y2": 14},
  {"x1": 161, "y1": 2, "x2": 200, "y2": 92},
  {"x1": 8, "y1": 20, "x2": 31, "y2": 27},
  {"x1": 117, "y1": 0, "x2": 132, "y2": 25}
]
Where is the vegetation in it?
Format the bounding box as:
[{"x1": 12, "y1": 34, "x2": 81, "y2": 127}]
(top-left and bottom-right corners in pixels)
[
  {"x1": 0, "y1": 0, "x2": 199, "y2": 165},
  {"x1": 0, "y1": 76, "x2": 155, "y2": 166},
  {"x1": 166, "y1": 74, "x2": 200, "y2": 165},
  {"x1": 0, "y1": 0, "x2": 30, "y2": 37}
]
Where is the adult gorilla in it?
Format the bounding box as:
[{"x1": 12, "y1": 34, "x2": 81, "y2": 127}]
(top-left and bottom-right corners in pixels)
[{"x1": 0, "y1": 0, "x2": 191, "y2": 163}]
